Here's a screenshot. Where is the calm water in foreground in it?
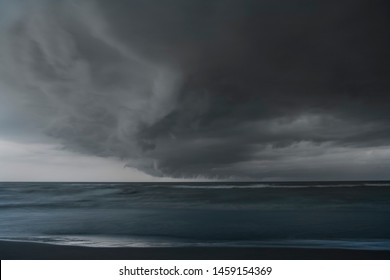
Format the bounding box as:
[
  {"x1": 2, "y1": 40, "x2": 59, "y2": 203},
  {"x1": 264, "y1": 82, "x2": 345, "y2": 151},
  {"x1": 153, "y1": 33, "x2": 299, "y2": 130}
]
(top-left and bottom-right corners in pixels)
[{"x1": 0, "y1": 181, "x2": 390, "y2": 250}]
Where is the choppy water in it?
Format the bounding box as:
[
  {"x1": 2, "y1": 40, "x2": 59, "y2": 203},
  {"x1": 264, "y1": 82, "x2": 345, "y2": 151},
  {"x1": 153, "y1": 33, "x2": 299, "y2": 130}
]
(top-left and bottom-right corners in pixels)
[{"x1": 1, "y1": 181, "x2": 390, "y2": 250}]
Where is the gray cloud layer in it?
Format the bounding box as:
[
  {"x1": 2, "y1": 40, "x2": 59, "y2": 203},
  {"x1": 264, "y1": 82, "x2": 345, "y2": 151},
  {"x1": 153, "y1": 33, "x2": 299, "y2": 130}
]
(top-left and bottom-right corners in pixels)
[{"x1": 1, "y1": 0, "x2": 389, "y2": 180}]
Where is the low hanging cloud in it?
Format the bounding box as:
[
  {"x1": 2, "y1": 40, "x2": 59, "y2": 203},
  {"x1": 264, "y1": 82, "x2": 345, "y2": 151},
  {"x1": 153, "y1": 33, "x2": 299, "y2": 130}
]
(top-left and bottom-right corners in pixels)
[{"x1": 0, "y1": 0, "x2": 389, "y2": 180}]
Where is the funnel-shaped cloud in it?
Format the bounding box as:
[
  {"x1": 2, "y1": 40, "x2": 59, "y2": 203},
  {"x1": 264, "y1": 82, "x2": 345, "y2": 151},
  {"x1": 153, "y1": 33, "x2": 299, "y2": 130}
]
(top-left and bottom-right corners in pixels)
[{"x1": 1, "y1": 0, "x2": 390, "y2": 180}]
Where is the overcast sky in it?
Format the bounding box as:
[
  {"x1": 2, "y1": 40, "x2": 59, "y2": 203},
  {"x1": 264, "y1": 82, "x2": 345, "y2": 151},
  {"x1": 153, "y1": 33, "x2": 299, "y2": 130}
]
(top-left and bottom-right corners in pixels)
[{"x1": 0, "y1": 0, "x2": 389, "y2": 181}]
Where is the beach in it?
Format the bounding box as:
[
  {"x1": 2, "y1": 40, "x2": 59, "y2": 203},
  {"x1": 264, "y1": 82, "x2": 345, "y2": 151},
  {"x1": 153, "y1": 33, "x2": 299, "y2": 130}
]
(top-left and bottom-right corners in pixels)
[{"x1": 2, "y1": 241, "x2": 390, "y2": 260}]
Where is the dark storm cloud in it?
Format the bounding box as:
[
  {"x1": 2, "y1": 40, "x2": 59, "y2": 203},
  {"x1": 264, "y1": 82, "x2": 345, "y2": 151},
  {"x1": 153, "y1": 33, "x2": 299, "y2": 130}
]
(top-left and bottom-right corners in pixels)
[{"x1": 1, "y1": 0, "x2": 389, "y2": 179}]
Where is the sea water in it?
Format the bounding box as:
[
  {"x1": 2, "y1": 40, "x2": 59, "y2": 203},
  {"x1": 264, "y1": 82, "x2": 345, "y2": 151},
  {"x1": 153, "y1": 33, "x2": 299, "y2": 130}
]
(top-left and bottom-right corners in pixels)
[{"x1": 0, "y1": 181, "x2": 390, "y2": 250}]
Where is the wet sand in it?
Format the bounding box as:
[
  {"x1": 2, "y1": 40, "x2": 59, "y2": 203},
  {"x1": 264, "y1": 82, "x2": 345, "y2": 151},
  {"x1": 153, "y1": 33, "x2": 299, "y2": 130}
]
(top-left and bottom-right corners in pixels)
[{"x1": 1, "y1": 241, "x2": 390, "y2": 260}]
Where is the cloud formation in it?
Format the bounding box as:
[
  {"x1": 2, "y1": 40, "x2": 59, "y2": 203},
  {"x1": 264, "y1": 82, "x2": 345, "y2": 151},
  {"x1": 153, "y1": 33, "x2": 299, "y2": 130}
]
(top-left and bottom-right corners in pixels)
[{"x1": 1, "y1": 0, "x2": 389, "y2": 180}]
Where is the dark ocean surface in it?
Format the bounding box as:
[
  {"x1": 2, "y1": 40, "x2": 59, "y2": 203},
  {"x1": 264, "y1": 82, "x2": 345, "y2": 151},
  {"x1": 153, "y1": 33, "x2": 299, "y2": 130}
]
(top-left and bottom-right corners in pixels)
[{"x1": 1, "y1": 181, "x2": 390, "y2": 250}]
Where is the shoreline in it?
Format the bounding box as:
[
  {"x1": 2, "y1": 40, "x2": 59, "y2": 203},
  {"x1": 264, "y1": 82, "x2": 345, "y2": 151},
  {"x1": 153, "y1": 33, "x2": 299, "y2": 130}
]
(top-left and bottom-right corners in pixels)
[{"x1": 1, "y1": 241, "x2": 390, "y2": 260}]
